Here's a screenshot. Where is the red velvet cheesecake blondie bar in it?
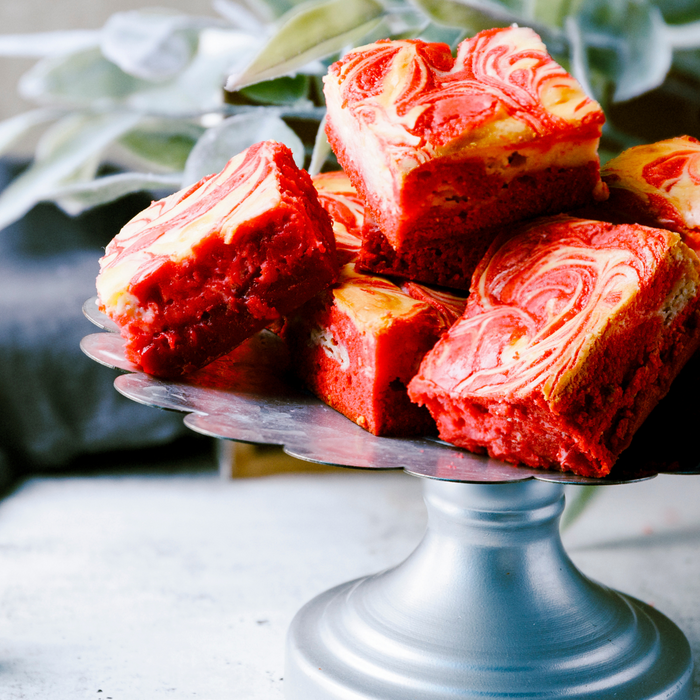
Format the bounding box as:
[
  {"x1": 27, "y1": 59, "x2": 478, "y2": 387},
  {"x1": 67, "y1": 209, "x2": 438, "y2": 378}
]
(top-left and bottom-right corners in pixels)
[
  {"x1": 324, "y1": 26, "x2": 607, "y2": 287},
  {"x1": 408, "y1": 216, "x2": 700, "y2": 477},
  {"x1": 96, "y1": 141, "x2": 337, "y2": 377},
  {"x1": 600, "y1": 136, "x2": 700, "y2": 252},
  {"x1": 284, "y1": 263, "x2": 451, "y2": 436}
]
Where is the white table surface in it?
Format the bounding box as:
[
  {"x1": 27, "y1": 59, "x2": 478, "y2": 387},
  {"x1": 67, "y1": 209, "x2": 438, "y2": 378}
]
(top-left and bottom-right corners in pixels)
[{"x1": 0, "y1": 451, "x2": 698, "y2": 699}]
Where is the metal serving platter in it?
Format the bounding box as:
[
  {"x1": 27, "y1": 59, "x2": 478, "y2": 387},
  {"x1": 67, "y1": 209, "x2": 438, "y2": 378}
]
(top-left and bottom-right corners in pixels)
[{"x1": 81, "y1": 296, "x2": 700, "y2": 485}]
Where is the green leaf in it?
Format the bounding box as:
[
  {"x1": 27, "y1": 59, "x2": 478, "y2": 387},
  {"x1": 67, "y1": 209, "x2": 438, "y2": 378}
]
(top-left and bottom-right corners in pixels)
[
  {"x1": 672, "y1": 47, "x2": 700, "y2": 76},
  {"x1": 100, "y1": 9, "x2": 217, "y2": 82},
  {"x1": 213, "y1": 0, "x2": 271, "y2": 30},
  {"x1": 409, "y1": 0, "x2": 515, "y2": 34},
  {"x1": 119, "y1": 119, "x2": 206, "y2": 171},
  {"x1": 225, "y1": 0, "x2": 386, "y2": 90},
  {"x1": 46, "y1": 171, "x2": 182, "y2": 216},
  {"x1": 417, "y1": 23, "x2": 465, "y2": 46},
  {"x1": 182, "y1": 111, "x2": 305, "y2": 185},
  {"x1": 62, "y1": 152, "x2": 102, "y2": 187},
  {"x1": 530, "y1": 0, "x2": 571, "y2": 27},
  {"x1": 573, "y1": 0, "x2": 672, "y2": 103},
  {"x1": 35, "y1": 116, "x2": 103, "y2": 185},
  {"x1": 352, "y1": 9, "x2": 430, "y2": 45},
  {"x1": 665, "y1": 20, "x2": 700, "y2": 49},
  {"x1": 613, "y1": 3, "x2": 671, "y2": 101},
  {"x1": 126, "y1": 28, "x2": 261, "y2": 116},
  {"x1": 0, "y1": 30, "x2": 99, "y2": 57},
  {"x1": 213, "y1": 0, "x2": 296, "y2": 22},
  {"x1": 308, "y1": 114, "x2": 331, "y2": 176},
  {"x1": 47, "y1": 150, "x2": 102, "y2": 214},
  {"x1": 0, "y1": 111, "x2": 140, "y2": 231},
  {"x1": 239, "y1": 74, "x2": 311, "y2": 105},
  {"x1": 19, "y1": 47, "x2": 149, "y2": 107},
  {"x1": 565, "y1": 15, "x2": 596, "y2": 99},
  {"x1": 0, "y1": 108, "x2": 61, "y2": 158}
]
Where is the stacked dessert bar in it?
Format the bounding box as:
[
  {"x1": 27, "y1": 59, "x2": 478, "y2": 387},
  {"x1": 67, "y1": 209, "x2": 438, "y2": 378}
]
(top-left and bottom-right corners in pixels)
[
  {"x1": 597, "y1": 135, "x2": 700, "y2": 252},
  {"x1": 324, "y1": 26, "x2": 608, "y2": 288},
  {"x1": 407, "y1": 216, "x2": 700, "y2": 477},
  {"x1": 320, "y1": 26, "x2": 700, "y2": 476},
  {"x1": 97, "y1": 141, "x2": 337, "y2": 377}
]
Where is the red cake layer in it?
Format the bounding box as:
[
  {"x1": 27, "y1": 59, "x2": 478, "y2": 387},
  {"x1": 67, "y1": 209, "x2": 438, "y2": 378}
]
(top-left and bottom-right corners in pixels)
[
  {"x1": 324, "y1": 27, "x2": 607, "y2": 287},
  {"x1": 599, "y1": 136, "x2": 700, "y2": 252},
  {"x1": 358, "y1": 160, "x2": 602, "y2": 288},
  {"x1": 96, "y1": 141, "x2": 337, "y2": 377},
  {"x1": 408, "y1": 216, "x2": 700, "y2": 477}
]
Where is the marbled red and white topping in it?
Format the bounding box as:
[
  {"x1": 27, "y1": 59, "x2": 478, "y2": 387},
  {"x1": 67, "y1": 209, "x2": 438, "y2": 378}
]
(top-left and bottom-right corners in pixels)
[
  {"x1": 324, "y1": 26, "x2": 605, "y2": 231},
  {"x1": 330, "y1": 263, "x2": 434, "y2": 332},
  {"x1": 417, "y1": 216, "x2": 687, "y2": 402},
  {"x1": 400, "y1": 281, "x2": 468, "y2": 329},
  {"x1": 325, "y1": 26, "x2": 603, "y2": 160},
  {"x1": 98, "y1": 141, "x2": 295, "y2": 317},
  {"x1": 602, "y1": 136, "x2": 700, "y2": 250}
]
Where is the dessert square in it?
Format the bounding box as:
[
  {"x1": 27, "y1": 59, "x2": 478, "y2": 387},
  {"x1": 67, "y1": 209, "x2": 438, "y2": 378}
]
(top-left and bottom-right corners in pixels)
[
  {"x1": 600, "y1": 135, "x2": 700, "y2": 252},
  {"x1": 284, "y1": 172, "x2": 467, "y2": 436},
  {"x1": 408, "y1": 216, "x2": 700, "y2": 477},
  {"x1": 324, "y1": 26, "x2": 607, "y2": 287},
  {"x1": 284, "y1": 262, "x2": 450, "y2": 436},
  {"x1": 96, "y1": 141, "x2": 337, "y2": 377}
]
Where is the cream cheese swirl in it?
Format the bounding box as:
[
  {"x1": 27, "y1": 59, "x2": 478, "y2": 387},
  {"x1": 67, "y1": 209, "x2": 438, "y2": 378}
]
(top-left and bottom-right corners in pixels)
[
  {"x1": 326, "y1": 26, "x2": 604, "y2": 165},
  {"x1": 97, "y1": 141, "x2": 283, "y2": 314},
  {"x1": 427, "y1": 217, "x2": 675, "y2": 402}
]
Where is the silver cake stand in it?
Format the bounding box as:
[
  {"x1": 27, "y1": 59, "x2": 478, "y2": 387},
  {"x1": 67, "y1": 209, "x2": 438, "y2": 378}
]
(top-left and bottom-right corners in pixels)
[{"x1": 82, "y1": 297, "x2": 698, "y2": 700}]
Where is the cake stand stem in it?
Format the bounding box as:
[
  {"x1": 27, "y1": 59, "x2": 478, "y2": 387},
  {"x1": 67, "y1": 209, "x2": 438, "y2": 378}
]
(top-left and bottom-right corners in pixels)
[{"x1": 285, "y1": 478, "x2": 693, "y2": 699}]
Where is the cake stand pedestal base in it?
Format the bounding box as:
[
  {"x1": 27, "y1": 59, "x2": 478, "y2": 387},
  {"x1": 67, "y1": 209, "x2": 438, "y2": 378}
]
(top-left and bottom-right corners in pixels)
[{"x1": 285, "y1": 479, "x2": 693, "y2": 699}]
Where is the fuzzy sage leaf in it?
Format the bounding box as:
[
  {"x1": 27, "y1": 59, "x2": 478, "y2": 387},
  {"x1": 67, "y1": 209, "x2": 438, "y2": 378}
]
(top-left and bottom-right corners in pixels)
[
  {"x1": 409, "y1": 0, "x2": 567, "y2": 54},
  {"x1": 47, "y1": 171, "x2": 183, "y2": 217},
  {"x1": 119, "y1": 119, "x2": 206, "y2": 172},
  {"x1": 19, "y1": 47, "x2": 148, "y2": 107},
  {"x1": 100, "y1": 9, "x2": 217, "y2": 83},
  {"x1": 308, "y1": 114, "x2": 331, "y2": 177},
  {"x1": 182, "y1": 111, "x2": 305, "y2": 185},
  {"x1": 0, "y1": 111, "x2": 140, "y2": 231},
  {"x1": 573, "y1": 0, "x2": 672, "y2": 103},
  {"x1": 225, "y1": 0, "x2": 385, "y2": 91},
  {"x1": 0, "y1": 109, "x2": 61, "y2": 158}
]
